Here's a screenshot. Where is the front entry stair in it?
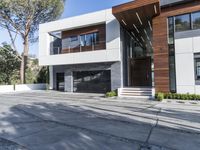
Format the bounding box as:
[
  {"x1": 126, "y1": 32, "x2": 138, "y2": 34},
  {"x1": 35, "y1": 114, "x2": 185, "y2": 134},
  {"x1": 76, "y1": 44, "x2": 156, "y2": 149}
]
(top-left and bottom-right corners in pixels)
[{"x1": 118, "y1": 87, "x2": 155, "y2": 99}]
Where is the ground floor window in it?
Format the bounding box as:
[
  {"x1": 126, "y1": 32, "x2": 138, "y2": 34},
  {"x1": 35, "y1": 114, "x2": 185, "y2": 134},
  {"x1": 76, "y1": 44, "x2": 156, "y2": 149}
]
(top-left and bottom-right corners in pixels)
[{"x1": 194, "y1": 53, "x2": 200, "y2": 84}]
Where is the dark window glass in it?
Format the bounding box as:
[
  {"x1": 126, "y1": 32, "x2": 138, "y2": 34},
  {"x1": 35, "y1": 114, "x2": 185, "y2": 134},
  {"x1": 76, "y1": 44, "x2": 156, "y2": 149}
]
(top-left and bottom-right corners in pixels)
[
  {"x1": 168, "y1": 17, "x2": 174, "y2": 44},
  {"x1": 192, "y1": 11, "x2": 200, "y2": 29},
  {"x1": 175, "y1": 14, "x2": 191, "y2": 32},
  {"x1": 168, "y1": 17, "x2": 176, "y2": 92},
  {"x1": 93, "y1": 32, "x2": 99, "y2": 44},
  {"x1": 194, "y1": 54, "x2": 200, "y2": 83},
  {"x1": 169, "y1": 54, "x2": 176, "y2": 92},
  {"x1": 73, "y1": 70, "x2": 111, "y2": 93},
  {"x1": 196, "y1": 59, "x2": 200, "y2": 80}
]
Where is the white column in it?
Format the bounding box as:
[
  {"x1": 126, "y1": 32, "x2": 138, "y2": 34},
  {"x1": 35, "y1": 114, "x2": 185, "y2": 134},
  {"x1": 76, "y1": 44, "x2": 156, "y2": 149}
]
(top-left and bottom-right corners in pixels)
[{"x1": 49, "y1": 66, "x2": 54, "y2": 90}]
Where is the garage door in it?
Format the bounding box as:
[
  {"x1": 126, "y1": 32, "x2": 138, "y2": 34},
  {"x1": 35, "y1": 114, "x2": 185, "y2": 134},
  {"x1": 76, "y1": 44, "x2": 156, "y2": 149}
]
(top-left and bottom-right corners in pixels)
[{"x1": 73, "y1": 70, "x2": 111, "y2": 93}]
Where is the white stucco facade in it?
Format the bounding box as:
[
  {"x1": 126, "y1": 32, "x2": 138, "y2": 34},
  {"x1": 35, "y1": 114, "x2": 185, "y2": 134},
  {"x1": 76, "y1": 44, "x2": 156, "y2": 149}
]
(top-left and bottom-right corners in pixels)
[
  {"x1": 39, "y1": 9, "x2": 121, "y2": 66},
  {"x1": 175, "y1": 35, "x2": 200, "y2": 94}
]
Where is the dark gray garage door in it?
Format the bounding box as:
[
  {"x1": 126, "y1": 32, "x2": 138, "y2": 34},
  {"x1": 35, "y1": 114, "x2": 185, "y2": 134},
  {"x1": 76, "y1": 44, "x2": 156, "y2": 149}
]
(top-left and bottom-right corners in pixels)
[{"x1": 73, "y1": 70, "x2": 111, "y2": 93}]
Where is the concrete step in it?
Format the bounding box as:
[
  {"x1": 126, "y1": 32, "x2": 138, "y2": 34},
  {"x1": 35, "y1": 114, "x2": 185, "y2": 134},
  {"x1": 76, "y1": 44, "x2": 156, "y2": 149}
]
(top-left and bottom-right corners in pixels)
[
  {"x1": 121, "y1": 88, "x2": 152, "y2": 91},
  {"x1": 118, "y1": 87, "x2": 154, "y2": 98}
]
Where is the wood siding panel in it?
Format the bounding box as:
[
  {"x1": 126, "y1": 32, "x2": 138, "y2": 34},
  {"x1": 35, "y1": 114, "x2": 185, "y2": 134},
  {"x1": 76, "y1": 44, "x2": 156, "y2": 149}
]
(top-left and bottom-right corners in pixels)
[
  {"x1": 61, "y1": 24, "x2": 106, "y2": 54},
  {"x1": 153, "y1": 1, "x2": 200, "y2": 93}
]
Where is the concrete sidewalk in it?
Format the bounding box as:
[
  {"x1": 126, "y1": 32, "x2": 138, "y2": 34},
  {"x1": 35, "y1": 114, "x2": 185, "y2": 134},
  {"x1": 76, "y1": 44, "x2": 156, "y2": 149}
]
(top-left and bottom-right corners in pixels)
[{"x1": 0, "y1": 91, "x2": 199, "y2": 150}]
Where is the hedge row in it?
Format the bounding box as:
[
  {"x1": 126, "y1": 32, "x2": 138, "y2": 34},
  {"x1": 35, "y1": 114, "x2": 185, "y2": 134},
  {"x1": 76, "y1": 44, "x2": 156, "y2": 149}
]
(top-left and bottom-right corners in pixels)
[{"x1": 155, "y1": 92, "x2": 200, "y2": 101}]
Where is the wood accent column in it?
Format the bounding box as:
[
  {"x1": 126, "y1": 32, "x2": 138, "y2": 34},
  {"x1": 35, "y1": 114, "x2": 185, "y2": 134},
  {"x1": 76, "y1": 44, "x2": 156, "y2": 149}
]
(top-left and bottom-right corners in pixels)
[
  {"x1": 153, "y1": 15, "x2": 169, "y2": 93},
  {"x1": 153, "y1": 1, "x2": 200, "y2": 93}
]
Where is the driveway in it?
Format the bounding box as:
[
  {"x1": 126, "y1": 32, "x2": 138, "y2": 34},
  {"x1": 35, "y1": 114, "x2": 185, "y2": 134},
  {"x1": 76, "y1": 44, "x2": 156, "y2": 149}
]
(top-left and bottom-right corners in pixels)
[{"x1": 0, "y1": 91, "x2": 199, "y2": 150}]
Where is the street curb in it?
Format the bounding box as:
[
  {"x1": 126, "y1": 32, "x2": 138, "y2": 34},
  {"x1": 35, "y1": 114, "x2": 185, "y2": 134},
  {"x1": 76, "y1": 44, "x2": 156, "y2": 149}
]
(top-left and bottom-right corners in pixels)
[{"x1": 162, "y1": 99, "x2": 200, "y2": 105}]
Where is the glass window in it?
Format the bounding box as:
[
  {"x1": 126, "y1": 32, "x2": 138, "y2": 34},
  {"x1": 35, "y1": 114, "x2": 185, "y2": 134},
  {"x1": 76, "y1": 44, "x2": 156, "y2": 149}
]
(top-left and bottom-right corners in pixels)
[
  {"x1": 70, "y1": 36, "x2": 78, "y2": 42},
  {"x1": 70, "y1": 36, "x2": 79, "y2": 48},
  {"x1": 62, "y1": 37, "x2": 71, "y2": 49},
  {"x1": 81, "y1": 32, "x2": 99, "y2": 46},
  {"x1": 85, "y1": 33, "x2": 93, "y2": 46},
  {"x1": 80, "y1": 35, "x2": 85, "y2": 46},
  {"x1": 93, "y1": 32, "x2": 99, "y2": 44},
  {"x1": 194, "y1": 54, "x2": 200, "y2": 82},
  {"x1": 192, "y1": 11, "x2": 200, "y2": 29},
  {"x1": 168, "y1": 17, "x2": 174, "y2": 44},
  {"x1": 175, "y1": 14, "x2": 191, "y2": 32}
]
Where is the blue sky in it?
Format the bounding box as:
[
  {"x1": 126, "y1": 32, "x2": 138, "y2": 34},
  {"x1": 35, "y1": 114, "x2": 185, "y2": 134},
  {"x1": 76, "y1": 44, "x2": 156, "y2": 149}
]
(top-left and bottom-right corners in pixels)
[{"x1": 0, "y1": 0, "x2": 131, "y2": 57}]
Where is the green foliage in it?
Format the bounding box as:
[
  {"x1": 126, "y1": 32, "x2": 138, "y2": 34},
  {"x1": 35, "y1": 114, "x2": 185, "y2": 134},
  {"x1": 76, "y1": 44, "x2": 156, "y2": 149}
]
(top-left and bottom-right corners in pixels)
[
  {"x1": 155, "y1": 92, "x2": 164, "y2": 101},
  {"x1": 25, "y1": 58, "x2": 49, "y2": 84},
  {"x1": 0, "y1": 44, "x2": 20, "y2": 85},
  {"x1": 0, "y1": 0, "x2": 65, "y2": 83},
  {"x1": 0, "y1": 0, "x2": 65, "y2": 40},
  {"x1": 36, "y1": 67, "x2": 49, "y2": 83},
  {"x1": 106, "y1": 90, "x2": 118, "y2": 97},
  {"x1": 25, "y1": 68, "x2": 36, "y2": 84},
  {"x1": 156, "y1": 92, "x2": 200, "y2": 101}
]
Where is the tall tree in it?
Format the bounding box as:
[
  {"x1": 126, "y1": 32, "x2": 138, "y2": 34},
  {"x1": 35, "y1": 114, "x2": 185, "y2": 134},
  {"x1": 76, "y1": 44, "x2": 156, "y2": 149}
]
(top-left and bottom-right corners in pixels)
[{"x1": 0, "y1": 0, "x2": 65, "y2": 83}]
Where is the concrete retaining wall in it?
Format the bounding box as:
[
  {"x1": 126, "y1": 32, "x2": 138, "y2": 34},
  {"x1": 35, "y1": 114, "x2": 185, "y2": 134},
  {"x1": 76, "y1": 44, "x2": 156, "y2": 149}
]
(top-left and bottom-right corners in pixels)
[
  {"x1": 0, "y1": 85, "x2": 14, "y2": 93},
  {"x1": 0, "y1": 84, "x2": 47, "y2": 93},
  {"x1": 15, "y1": 84, "x2": 47, "y2": 92}
]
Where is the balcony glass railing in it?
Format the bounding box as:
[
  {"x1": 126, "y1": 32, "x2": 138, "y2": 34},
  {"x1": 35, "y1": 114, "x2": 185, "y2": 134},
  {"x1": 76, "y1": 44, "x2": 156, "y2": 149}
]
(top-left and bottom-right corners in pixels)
[{"x1": 50, "y1": 41, "x2": 106, "y2": 55}]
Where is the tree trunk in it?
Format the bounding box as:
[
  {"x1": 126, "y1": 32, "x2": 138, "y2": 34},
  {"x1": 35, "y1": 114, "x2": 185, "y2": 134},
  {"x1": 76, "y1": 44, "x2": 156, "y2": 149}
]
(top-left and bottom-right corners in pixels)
[{"x1": 20, "y1": 36, "x2": 29, "y2": 84}]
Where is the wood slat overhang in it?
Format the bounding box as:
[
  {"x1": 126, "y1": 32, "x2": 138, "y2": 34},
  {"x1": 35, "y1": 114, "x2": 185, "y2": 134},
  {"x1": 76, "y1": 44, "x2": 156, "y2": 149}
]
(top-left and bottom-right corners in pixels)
[
  {"x1": 112, "y1": 0, "x2": 160, "y2": 47},
  {"x1": 112, "y1": 0, "x2": 160, "y2": 28}
]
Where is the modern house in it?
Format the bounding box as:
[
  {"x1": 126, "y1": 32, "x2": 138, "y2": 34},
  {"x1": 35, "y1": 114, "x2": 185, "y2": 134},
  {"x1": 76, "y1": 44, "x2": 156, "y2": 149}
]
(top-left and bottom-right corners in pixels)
[{"x1": 39, "y1": 0, "x2": 200, "y2": 97}]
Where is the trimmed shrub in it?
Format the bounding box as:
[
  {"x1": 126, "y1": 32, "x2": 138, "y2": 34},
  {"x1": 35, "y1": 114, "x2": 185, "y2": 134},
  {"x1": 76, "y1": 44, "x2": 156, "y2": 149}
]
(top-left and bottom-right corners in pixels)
[
  {"x1": 155, "y1": 92, "x2": 164, "y2": 101},
  {"x1": 156, "y1": 92, "x2": 200, "y2": 101},
  {"x1": 106, "y1": 90, "x2": 117, "y2": 97}
]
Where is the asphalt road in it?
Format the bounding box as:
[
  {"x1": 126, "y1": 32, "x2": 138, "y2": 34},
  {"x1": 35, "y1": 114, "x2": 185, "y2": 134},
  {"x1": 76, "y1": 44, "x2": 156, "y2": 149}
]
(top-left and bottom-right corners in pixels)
[{"x1": 0, "y1": 91, "x2": 199, "y2": 150}]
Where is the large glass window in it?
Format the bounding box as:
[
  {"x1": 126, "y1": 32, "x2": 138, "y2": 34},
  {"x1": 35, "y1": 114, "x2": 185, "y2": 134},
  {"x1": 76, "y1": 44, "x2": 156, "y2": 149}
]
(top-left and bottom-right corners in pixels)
[
  {"x1": 80, "y1": 35, "x2": 85, "y2": 46},
  {"x1": 168, "y1": 17, "x2": 174, "y2": 45},
  {"x1": 175, "y1": 14, "x2": 191, "y2": 32},
  {"x1": 70, "y1": 36, "x2": 79, "y2": 48},
  {"x1": 194, "y1": 53, "x2": 200, "y2": 84},
  {"x1": 168, "y1": 17, "x2": 177, "y2": 92},
  {"x1": 192, "y1": 11, "x2": 200, "y2": 29},
  {"x1": 169, "y1": 45, "x2": 176, "y2": 92},
  {"x1": 80, "y1": 32, "x2": 99, "y2": 46},
  {"x1": 85, "y1": 33, "x2": 93, "y2": 46}
]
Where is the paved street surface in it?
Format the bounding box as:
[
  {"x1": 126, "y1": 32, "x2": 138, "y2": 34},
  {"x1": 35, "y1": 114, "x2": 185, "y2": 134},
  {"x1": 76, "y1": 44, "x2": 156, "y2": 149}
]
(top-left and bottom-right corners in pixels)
[{"x1": 0, "y1": 91, "x2": 199, "y2": 150}]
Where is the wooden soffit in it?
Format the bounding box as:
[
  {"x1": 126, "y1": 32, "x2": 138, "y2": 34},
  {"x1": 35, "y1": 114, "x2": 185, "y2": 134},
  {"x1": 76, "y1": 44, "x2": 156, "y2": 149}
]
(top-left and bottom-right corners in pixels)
[{"x1": 112, "y1": 0, "x2": 160, "y2": 32}]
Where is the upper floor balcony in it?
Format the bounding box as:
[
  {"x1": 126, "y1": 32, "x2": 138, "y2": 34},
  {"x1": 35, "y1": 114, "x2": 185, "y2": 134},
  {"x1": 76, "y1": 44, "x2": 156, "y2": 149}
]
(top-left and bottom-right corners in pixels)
[
  {"x1": 39, "y1": 9, "x2": 121, "y2": 66},
  {"x1": 50, "y1": 26, "x2": 106, "y2": 55}
]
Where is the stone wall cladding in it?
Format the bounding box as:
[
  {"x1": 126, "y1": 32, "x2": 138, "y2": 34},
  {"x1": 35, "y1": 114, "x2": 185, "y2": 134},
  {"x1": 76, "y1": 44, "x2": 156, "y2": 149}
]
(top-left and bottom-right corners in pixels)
[{"x1": 52, "y1": 62, "x2": 122, "y2": 92}]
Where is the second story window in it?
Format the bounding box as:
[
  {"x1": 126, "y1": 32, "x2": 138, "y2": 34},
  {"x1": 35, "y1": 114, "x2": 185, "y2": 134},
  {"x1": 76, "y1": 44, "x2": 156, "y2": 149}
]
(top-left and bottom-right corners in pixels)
[
  {"x1": 80, "y1": 32, "x2": 99, "y2": 46},
  {"x1": 192, "y1": 11, "x2": 200, "y2": 29},
  {"x1": 175, "y1": 14, "x2": 191, "y2": 32},
  {"x1": 174, "y1": 11, "x2": 200, "y2": 32},
  {"x1": 70, "y1": 36, "x2": 78, "y2": 42}
]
